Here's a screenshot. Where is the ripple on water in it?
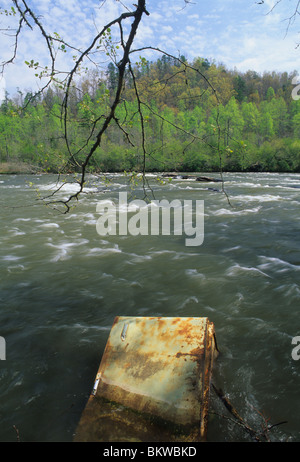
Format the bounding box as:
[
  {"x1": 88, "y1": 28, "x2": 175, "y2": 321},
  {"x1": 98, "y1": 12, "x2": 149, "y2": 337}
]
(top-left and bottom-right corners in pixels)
[
  {"x1": 38, "y1": 222, "x2": 60, "y2": 229},
  {"x1": 211, "y1": 206, "x2": 262, "y2": 216},
  {"x1": 85, "y1": 246, "x2": 122, "y2": 257},
  {"x1": 258, "y1": 256, "x2": 300, "y2": 274},
  {"x1": 2, "y1": 255, "x2": 23, "y2": 261},
  {"x1": 45, "y1": 238, "x2": 89, "y2": 262},
  {"x1": 225, "y1": 264, "x2": 271, "y2": 279},
  {"x1": 7, "y1": 264, "x2": 26, "y2": 273}
]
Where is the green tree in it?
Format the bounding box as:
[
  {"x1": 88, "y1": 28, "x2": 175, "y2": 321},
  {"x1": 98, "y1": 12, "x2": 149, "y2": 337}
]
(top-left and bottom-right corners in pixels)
[
  {"x1": 266, "y1": 86, "x2": 275, "y2": 101},
  {"x1": 259, "y1": 111, "x2": 274, "y2": 140},
  {"x1": 234, "y1": 75, "x2": 247, "y2": 102}
]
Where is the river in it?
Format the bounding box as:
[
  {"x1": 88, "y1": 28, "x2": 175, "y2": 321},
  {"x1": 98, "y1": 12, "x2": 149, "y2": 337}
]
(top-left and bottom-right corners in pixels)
[{"x1": 0, "y1": 171, "x2": 299, "y2": 442}]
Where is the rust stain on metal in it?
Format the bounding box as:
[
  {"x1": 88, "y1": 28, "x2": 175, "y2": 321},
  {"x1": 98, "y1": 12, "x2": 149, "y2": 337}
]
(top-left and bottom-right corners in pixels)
[
  {"x1": 74, "y1": 316, "x2": 218, "y2": 443},
  {"x1": 175, "y1": 346, "x2": 205, "y2": 360}
]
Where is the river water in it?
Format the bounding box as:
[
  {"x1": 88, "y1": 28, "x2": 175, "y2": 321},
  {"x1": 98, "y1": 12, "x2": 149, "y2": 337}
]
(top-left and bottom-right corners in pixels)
[{"x1": 0, "y1": 171, "x2": 300, "y2": 442}]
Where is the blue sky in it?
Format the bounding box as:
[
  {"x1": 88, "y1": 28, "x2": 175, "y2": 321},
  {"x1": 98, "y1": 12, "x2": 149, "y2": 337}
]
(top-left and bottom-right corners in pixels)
[{"x1": 0, "y1": 0, "x2": 299, "y2": 101}]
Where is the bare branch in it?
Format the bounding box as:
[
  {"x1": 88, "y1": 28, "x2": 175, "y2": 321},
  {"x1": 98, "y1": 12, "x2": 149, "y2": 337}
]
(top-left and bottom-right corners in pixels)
[
  {"x1": 261, "y1": 0, "x2": 300, "y2": 42},
  {"x1": 0, "y1": 0, "x2": 232, "y2": 210}
]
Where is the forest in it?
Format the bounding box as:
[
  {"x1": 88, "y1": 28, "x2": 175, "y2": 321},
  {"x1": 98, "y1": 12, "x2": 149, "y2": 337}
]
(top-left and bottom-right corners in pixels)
[{"x1": 0, "y1": 55, "x2": 300, "y2": 174}]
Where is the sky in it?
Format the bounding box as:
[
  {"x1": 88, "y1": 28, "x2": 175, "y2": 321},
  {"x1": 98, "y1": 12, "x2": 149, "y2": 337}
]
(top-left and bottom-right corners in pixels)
[{"x1": 0, "y1": 0, "x2": 299, "y2": 101}]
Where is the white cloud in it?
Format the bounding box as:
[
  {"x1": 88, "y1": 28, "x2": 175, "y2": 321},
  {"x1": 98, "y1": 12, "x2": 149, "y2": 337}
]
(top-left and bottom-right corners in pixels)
[
  {"x1": 135, "y1": 24, "x2": 155, "y2": 45},
  {"x1": 0, "y1": 0, "x2": 299, "y2": 98},
  {"x1": 161, "y1": 25, "x2": 173, "y2": 33},
  {"x1": 148, "y1": 11, "x2": 163, "y2": 24}
]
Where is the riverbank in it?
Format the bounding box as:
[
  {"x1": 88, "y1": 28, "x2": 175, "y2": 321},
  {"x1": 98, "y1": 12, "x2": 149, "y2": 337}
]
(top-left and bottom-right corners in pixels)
[
  {"x1": 1, "y1": 161, "x2": 300, "y2": 175},
  {"x1": 0, "y1": 162, "x2": 41, "y2": 174}
]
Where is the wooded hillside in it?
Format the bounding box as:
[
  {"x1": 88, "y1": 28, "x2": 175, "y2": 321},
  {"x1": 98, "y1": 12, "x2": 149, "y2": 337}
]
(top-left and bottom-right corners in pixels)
[{"x1": 1, "y1": 56, "x2": 299, "y2": 173}]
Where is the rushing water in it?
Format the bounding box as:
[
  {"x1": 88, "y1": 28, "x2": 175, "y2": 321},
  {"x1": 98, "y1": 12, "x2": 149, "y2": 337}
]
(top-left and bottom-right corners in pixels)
[{"x1": 0, "y1": 172, "x2": 300, "y2": 442}]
